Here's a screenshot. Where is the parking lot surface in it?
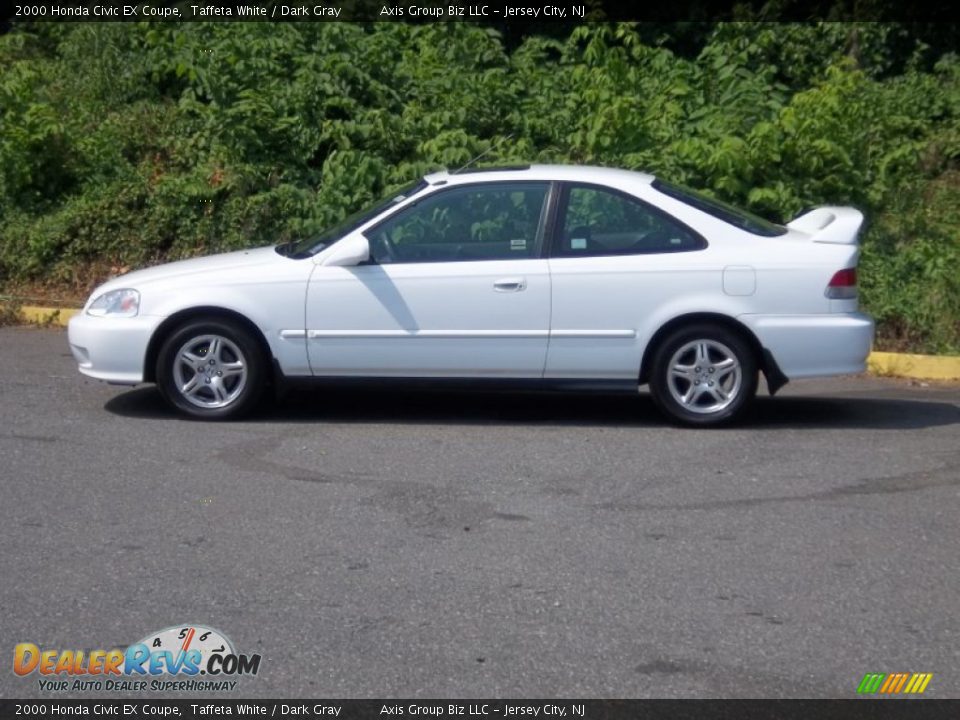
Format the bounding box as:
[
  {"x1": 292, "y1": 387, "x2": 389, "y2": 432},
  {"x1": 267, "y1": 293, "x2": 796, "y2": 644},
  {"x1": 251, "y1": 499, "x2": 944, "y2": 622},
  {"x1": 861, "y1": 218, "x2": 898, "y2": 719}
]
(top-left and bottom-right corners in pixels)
[{"x1": 1, "y1": 326, "x2": 958, "y2": 698}]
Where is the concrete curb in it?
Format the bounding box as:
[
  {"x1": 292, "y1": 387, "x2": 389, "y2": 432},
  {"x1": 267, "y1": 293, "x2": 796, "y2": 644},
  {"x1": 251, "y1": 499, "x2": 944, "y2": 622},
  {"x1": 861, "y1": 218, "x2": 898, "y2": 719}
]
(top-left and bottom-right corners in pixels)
[
  {"x1": 6, "y1": 304, "x2": 960, "y2": 381},
  {"x1": 867, "y1": 351, "x2": 960, "y2": 381},
  {"x1": 19, "y1": 305, "x2": 81, "y2": 327}
]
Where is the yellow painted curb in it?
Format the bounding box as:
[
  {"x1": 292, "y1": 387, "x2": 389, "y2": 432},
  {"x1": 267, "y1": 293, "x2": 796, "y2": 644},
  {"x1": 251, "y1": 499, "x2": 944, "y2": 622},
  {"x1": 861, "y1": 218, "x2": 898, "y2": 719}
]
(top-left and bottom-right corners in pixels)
[
  {"x1": 19, "y1": 305, "x2": 81, "y2": 327},
  {"x1": 868, "y1": 351, "x2": 960, "y2": 381},
  {"x1": 6, "y1": 304, "x2": 960, "y2": 381}
]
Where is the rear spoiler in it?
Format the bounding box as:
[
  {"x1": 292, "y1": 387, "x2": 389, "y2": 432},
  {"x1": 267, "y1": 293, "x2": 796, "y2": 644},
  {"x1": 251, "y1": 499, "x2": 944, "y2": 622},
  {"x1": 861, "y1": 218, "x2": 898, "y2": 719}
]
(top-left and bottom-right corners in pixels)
[{"x1": 786, "y1": 206, "x2": 864, "y2": 245}]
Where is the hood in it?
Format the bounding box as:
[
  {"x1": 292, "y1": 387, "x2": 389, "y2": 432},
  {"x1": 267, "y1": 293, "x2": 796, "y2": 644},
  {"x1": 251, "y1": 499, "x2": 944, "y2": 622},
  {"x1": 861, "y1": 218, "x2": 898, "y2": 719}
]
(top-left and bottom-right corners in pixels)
[{"x1": 97, "y1": 246, "x2": 284, "y2": 292}]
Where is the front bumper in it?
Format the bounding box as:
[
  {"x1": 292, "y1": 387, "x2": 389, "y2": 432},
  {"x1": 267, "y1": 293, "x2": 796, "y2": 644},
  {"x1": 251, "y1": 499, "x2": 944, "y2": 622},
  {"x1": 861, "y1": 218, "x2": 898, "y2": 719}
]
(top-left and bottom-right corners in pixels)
[
  {"x1": 739, "y1": 312, "x2": 874, "y2": 379},
  {"x1": 67, "y1": 312, "x2": 162, "y2": 385}
]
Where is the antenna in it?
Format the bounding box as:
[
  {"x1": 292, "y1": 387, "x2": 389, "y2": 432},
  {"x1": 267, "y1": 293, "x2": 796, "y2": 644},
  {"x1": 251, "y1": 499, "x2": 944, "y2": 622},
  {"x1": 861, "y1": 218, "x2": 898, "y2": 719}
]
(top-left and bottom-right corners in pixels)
[{"x1": 452, "y1": 134, "x2": 515, "y2": 175}]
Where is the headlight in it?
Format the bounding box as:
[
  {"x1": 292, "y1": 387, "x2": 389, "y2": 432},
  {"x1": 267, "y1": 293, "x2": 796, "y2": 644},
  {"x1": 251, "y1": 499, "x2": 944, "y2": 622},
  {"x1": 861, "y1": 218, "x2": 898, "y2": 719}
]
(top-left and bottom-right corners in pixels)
[{"x1": 86, "y1": 289, "x2": 140, "y2": 317}]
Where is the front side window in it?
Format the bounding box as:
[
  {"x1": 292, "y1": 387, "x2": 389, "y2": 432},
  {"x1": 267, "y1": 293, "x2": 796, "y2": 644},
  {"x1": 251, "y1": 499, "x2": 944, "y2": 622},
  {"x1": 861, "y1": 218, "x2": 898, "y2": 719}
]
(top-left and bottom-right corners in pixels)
[
  {"x1": 554, "y1": 185, "x2": 705, "y2": 258},
  {"x1": 365, "y1": 182, "x2": 550, "y2": 264},
  {"x1": 278, "y1": 179, "x2": 429, "y2": 258}
]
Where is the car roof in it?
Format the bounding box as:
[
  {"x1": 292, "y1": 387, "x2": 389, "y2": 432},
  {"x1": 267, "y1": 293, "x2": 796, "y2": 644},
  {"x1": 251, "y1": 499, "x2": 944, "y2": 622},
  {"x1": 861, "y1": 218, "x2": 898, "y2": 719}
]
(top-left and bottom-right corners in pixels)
[{"x1": 423, "y1": 164, "x2": 656, "y2": 187}]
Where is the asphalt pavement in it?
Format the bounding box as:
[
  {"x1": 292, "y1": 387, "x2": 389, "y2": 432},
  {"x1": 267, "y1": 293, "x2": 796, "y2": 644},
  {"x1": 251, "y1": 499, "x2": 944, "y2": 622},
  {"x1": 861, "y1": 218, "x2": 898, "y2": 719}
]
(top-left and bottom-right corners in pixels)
[{"x1": 1, "y1": 326, "x2": 958, "y2": 699}]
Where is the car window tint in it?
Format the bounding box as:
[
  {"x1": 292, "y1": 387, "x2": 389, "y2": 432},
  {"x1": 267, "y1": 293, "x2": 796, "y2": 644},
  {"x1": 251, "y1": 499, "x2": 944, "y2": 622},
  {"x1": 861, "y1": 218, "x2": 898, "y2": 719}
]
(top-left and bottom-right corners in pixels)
[
  {"x1": 283, "y1": 179, "x2": 429, "y2": 258},
  {"x1": 366, "y1": 183, "x2": 549, "y2": 264},
  {"x1": 652, "y1": 178, "x2": 787, "y2": 237},
  {"x1": 556, "y1": 185, "x2": 705, "y2": 257}
]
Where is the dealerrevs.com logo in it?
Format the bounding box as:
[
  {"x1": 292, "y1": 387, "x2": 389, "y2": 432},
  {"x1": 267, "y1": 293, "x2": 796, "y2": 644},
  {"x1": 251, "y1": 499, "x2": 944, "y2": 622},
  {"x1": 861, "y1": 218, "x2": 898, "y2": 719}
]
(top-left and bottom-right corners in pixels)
[{"x1": 13, "y1": 624, "x2": 261, "y2": 693}]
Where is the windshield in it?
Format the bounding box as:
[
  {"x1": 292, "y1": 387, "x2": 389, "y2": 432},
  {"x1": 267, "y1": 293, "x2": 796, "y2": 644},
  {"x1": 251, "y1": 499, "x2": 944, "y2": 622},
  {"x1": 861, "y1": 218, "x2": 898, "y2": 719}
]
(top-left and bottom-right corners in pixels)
[
  {"x1": 651, "y1": 179, "x2": 787, "y2": 237},
  {"x1": 277, "y1": 179, "x2": 430, "y2": 258}
]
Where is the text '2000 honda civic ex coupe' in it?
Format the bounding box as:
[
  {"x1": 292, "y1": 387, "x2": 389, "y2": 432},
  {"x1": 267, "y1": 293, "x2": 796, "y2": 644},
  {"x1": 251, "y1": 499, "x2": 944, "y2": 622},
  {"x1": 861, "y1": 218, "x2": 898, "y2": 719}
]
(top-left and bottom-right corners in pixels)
[{"x1": 68, "y1": 165, "x2": 874, "y2": 426}]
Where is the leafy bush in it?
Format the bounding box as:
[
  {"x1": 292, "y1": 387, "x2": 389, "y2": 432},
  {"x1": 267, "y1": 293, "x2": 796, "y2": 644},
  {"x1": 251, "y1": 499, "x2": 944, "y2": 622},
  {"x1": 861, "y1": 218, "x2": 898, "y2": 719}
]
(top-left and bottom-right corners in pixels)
[{"x1": 0, "y1": 21, "x2": 958, "y2": 352}]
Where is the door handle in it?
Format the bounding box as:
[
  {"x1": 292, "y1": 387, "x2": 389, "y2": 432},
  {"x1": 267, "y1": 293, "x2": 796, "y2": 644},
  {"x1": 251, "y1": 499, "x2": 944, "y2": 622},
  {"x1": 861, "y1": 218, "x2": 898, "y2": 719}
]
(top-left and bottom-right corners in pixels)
[{"x1": 493, "y1": 277, "x2": 527, "y2": 292}]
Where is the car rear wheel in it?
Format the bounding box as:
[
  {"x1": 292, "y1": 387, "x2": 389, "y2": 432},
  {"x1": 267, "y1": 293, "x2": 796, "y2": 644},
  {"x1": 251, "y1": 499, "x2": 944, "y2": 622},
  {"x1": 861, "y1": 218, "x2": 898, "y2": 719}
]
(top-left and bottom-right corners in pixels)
[
  {"x1": 648, "y1": 324, "x2": 758, "y2": 426},
  {"x1": 156, "y1": 318, "x2": 267, "y2": 420}
]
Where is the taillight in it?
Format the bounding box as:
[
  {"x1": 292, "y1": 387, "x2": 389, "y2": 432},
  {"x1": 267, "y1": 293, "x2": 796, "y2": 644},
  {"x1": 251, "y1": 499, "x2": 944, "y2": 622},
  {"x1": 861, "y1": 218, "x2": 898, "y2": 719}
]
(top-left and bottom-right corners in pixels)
[{"x1": 826, "y1": 268, "x2": 857, "y2": 299}]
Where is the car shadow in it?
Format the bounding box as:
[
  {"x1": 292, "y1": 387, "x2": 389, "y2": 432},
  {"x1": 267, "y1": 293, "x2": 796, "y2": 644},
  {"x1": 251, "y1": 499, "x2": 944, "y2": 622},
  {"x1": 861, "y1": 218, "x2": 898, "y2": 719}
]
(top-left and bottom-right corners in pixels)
[{"x1": 104, "y1": 385, "x2": 959, "y2": 431}]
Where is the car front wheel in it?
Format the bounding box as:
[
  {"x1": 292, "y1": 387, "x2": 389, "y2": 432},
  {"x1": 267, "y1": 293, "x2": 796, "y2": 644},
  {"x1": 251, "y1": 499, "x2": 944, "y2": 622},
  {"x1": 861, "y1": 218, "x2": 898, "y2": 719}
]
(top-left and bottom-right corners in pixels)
[
  {"x1": 648, "y1": 324, "x2": 758, "y2": 426},
  {"x1": 156, "y1": 318, "x2": 267, "y2": 420}
]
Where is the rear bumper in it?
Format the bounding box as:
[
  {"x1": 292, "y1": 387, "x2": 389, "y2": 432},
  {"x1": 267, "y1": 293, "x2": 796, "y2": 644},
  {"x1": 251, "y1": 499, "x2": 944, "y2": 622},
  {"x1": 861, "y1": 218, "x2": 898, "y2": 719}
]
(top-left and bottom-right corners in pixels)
[
  {"x1": 739, "y1": 312, "x2": 874, "y2": 379},
  {"x1": 67, "y1": 312, "x2": 161, "y2": 385}
]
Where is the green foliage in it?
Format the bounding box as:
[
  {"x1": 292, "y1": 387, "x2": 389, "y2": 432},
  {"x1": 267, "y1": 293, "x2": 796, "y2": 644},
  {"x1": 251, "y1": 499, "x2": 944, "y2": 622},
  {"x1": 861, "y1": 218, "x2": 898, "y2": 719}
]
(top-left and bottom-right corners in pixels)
[{"x1": 0, "y1": 21, "x2": 958, "y2": 352}]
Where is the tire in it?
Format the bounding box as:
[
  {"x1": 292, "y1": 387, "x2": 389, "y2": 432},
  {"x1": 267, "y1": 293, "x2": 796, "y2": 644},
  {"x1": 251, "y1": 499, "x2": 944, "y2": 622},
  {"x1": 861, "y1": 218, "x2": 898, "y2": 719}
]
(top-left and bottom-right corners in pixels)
[
  {"x1": 648, "y1": 323, "x2": 758, "y2": 427},
  {"x1": 155, "y1": 318, "x2": 267, "y2": 420}
]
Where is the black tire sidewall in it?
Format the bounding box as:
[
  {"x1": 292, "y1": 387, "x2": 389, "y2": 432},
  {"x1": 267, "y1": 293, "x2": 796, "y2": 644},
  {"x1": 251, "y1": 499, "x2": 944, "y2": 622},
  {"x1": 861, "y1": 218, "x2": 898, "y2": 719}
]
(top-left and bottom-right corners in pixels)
[
  {"x1": 649, "y1": 324, "x2": 758, "y2": 427},
  {"x1": 156, "y1": 319, "x2": 266, "y2": 420}
]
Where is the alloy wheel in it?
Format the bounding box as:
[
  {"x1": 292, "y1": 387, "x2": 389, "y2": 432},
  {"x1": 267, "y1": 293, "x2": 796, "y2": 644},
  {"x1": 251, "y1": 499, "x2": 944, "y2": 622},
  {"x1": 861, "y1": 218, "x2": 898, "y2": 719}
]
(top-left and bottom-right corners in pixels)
[
  {"x1": 665, "y1": 339, "x2": 743, "y2": 415},
  {"x1": 171, "y1": 334, "x2": 248, "y2": 409}
]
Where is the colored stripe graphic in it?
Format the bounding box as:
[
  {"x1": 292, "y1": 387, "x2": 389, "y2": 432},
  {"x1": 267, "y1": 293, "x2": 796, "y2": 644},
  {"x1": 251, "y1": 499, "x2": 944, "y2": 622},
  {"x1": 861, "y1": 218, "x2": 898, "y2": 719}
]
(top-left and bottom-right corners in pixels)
[
  {"x1": 893, "y1": 673, "x2": 909, "y2": 693},
  {"x1": 857, "y1": 673, "x2": 886, "y2": 694},
  {"x1": 879, "y1": 674, "x2": 898, "y2": 693},
  {"x1": 857, "y1": 672, "x2": 933, "y2": 694},
  {"x1": 915, "y1": 674, "x2": 933, "y2": 694}
]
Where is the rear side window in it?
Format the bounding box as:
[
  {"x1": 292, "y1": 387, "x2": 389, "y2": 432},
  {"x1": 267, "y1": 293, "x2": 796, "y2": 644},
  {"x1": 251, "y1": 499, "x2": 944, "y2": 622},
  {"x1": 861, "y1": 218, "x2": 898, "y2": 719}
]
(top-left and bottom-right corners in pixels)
[
  {"x1": 652, "y1": 179, "x2": 787, "y2": 237},
  {"x1": 553, "y1": 184, "x2": 705, "y2": 258}
]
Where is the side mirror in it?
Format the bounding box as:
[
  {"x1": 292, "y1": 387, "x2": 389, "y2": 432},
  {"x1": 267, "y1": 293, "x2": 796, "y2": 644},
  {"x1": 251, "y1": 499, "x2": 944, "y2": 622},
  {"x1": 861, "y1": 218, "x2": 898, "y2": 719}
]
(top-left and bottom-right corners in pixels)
[{"x1": 322, "y1": 234, "x2": 370, "y2": 267}]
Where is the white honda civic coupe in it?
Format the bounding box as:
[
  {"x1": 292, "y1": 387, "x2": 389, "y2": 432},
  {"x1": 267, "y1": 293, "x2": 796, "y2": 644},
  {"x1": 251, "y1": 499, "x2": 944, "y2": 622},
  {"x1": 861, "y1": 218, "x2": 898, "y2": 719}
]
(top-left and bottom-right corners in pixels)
[{"x1": 68, "y1": 165, "x2": 873, "y2": 426}]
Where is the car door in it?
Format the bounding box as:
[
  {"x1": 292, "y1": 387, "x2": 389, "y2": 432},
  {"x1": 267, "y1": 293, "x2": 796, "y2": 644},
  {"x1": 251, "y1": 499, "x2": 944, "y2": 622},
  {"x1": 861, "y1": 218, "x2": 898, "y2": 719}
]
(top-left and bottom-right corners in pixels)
[
  {"x1": 305, "y1": 181, "x2": 553, "y2": 377},
  {"x1": 545, "y1": 182, "x2": 710, "y2": 379}
]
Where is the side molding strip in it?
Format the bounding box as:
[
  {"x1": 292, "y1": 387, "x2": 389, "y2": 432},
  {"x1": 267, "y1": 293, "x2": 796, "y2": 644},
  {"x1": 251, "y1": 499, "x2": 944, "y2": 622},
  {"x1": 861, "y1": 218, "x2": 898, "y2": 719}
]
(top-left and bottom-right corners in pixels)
[{"x1": 300, "y1": 329, "x2": 637, "y2": 340}]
